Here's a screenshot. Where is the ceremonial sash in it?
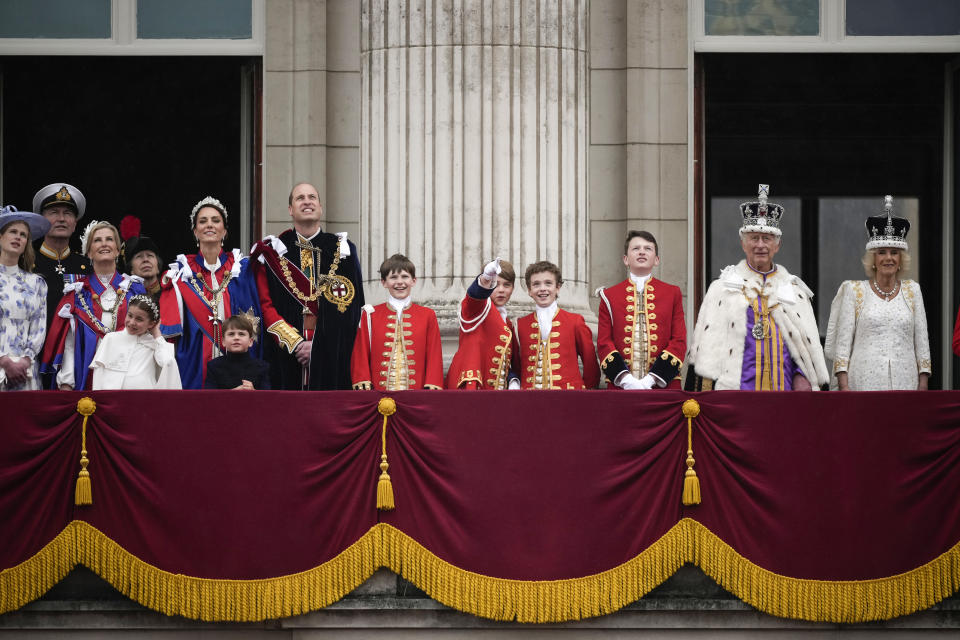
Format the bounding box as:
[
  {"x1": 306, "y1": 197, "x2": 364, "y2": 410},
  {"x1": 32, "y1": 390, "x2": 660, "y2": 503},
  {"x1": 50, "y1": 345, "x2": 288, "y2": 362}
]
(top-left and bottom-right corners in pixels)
[{"x1": 251, "y1": 240, "x2": 320, "y2": 316}]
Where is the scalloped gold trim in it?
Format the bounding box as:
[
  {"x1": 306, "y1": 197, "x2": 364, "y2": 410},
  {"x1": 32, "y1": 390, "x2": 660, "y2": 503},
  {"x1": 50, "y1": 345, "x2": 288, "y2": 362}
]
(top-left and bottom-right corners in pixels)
[{"x1": 4, "y1": 520, "x2": 960, "y2": 624}]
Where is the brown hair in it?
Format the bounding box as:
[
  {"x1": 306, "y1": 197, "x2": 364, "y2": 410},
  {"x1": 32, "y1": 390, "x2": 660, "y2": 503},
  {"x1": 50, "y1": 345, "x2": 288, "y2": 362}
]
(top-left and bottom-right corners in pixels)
[
  {"x1": 624, "y1": 230, "x2": 659, "y2": 256},
  {"x1": 223, "y1": 313, "x2": 256, "y2": 339},
  {"x1": 380, "y1": 253, "x2": 416, "y2": 280},
  {"x1": 0, "y1": 220, "x2": 36, "y2": 272},
  {"x1": 524, "y1": 261, "x2": 562, "y2": 288},
  {"x1": 288, "y1": 182, "x2": 319, "y2": 206},
  {"x1": 497, "y1": 259, "x2": 516, "y2": 285},
  {"x1": 127, "y1": 295, "x2": 160, "y2": 322}
]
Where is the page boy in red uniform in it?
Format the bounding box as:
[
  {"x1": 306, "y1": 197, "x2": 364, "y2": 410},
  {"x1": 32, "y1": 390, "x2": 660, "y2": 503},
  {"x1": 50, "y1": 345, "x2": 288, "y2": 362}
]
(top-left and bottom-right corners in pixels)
[
  {"x1": 446, "y1": 257, "x2": 521, "y2": 389},
  {"x1": 516, "y1": 261, "x2": 600, "y2": 389},
  {"x1": 351, "y1": 254, "x2": 443, "y2": 390},
  {"x1": 597, "y1": 230, "x2": 686, "y2": 389}
]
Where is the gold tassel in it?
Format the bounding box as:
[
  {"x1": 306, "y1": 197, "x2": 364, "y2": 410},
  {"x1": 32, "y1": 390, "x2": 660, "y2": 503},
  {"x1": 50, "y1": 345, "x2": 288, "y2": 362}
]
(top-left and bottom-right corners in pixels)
[
  {"x1": 376, "y1": 397, "x2": 397, "y2": 511},
  {"x1": 75, "y1": 397, "x2": 97, "y2": 506},
  {"x1": 681, "y1": 398, "x2": 701, "y2": 506}
]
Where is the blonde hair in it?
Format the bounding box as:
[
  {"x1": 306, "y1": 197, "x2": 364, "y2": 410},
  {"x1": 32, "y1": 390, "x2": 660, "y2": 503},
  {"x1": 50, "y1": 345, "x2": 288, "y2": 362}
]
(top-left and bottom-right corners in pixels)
[
  {"x1": 862, "y1": 248, "x2": 911, "y2": 278},
  {"x1": 83, "y1": 221, "x2": 121, "y2": 258},
  {"x1": 0, "y1": 220, "x2": 36, "y2": 272}
]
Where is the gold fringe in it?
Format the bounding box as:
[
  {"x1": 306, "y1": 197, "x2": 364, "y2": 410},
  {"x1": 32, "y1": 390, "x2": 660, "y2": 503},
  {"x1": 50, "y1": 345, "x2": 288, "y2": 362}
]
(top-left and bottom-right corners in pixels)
[
  {"x1": 378, "y1": 522, "x2": 688, "y2": 623},
  {"x1": 0, "y1": 527, "x2": 77, "y2": 615},
  {"x1": 3, "y1": 520, "x2": 960, "y2": 623},
  {"x1": 376, "y1": 397, "x2": 397, "y2": 511},
  {"x1": 684, "y1": 518, "x2": 960, "y2": 622},
  {"x1": 75, "y1": 397, "x2": 97, "y2": 506},
  {"x1": 681, "y1": 398, "x2": 701, "y2": 506},
  {"x1": 74, "y1": 520, "x2": 380, "y2": 622},
  {"x1": 381, "y1": 519, "x2": 960, "y2": 624}
]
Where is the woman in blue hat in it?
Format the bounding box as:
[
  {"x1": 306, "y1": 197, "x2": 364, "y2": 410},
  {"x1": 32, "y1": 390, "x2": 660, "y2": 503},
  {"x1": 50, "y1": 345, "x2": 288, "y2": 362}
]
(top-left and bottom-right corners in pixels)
[{"x1": 0, "y1": 206, "x2": 50, "y2": 390}]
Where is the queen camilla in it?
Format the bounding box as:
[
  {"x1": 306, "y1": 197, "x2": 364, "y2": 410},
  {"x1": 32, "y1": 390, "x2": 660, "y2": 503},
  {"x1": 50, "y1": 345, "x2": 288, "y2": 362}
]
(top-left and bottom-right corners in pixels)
[{"x1": 824, "y1": 196, "x2": 930, "y2": 390}]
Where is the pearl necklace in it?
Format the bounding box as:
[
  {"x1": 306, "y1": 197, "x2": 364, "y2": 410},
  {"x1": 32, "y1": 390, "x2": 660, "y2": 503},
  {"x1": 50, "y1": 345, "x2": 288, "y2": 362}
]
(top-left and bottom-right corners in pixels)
[{"x1": 872, "y1": 278, "x2": 900, "y2": 301}]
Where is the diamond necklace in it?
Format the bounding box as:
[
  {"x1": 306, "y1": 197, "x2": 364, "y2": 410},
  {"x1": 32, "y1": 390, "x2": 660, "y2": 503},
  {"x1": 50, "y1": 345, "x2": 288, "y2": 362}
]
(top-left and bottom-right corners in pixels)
[{"x1": 872, "y1": 278, "x2": 900, "y2": 301}]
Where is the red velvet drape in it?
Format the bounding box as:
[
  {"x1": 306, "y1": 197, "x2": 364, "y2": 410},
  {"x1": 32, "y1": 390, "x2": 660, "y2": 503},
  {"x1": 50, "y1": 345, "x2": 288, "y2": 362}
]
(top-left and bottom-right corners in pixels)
[{"x1": 3, "y1": 390, "x2": 960, "y2": 584}]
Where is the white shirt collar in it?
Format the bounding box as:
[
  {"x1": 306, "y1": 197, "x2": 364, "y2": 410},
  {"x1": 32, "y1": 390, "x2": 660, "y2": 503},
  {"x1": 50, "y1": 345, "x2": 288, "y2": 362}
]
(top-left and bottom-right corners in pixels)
[
  {"x1": 495, "y1": 305, "x2": 508, "y2": 321},
  {"x1": 535, "y1": 301, "x2": 558, "y2": 341},
  {"x1": 298, "y1": 228, "x2": 322, "y2": 243},
  {"x1": 387, "y1": 295, "x2": 412, "y2": 312},
  {"x1": 629, "y1": 272, "x2": 651, "y2": 288}
]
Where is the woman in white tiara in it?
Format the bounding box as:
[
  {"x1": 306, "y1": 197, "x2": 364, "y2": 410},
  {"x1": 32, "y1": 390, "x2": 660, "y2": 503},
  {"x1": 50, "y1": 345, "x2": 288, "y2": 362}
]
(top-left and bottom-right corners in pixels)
[
  {"x1": 157, "y1": 197, "x2": 262, "y2": 389},
  {"x1": 825, "y1": 196, "x2": 931, "y2": 391},
  {"x1": 41, "y1": 220, "x2": 147, "y2": 390},
  {"x1": 90, "y1": 295, "x2": 181, "y2": 390}
]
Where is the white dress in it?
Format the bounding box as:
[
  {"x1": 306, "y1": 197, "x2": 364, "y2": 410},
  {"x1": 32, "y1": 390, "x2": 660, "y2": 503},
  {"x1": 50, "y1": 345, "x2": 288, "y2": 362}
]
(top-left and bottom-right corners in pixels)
[
  {"x1": 90, "y1": 330, "x2": 182, "y2": 390},
  {"x1": 0, "y1": 263, "x2": 47, "y2": 391},
  {"x1": 824, "y1": 280, "x2": 931, "y2": 390}
]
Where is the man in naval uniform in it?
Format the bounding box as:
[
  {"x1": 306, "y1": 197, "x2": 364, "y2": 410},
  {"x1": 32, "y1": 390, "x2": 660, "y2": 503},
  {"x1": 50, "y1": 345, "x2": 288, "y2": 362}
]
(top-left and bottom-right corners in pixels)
[
  {"x1": 251, "y1": 182, "x2": 364, "y2": 390},
  {"x1": 32, "y1": 183, "x2": 90, "y2": 331},
  {"x1": 597, "y1": 231, "x2": 687, "y2": 389},
  {"x1": 685, "y1": 184, "x2": 828, "y2": 391}
]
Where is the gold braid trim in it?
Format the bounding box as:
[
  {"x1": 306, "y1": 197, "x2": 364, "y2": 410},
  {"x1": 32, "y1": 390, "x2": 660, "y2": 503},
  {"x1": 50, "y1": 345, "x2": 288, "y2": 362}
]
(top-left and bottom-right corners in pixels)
[
  {"x1": 5, "y1": 520, "x2": 960, "y2": 623},
  {"x1": 266, "y1": 320, "x2": 304, "y2": 354}
]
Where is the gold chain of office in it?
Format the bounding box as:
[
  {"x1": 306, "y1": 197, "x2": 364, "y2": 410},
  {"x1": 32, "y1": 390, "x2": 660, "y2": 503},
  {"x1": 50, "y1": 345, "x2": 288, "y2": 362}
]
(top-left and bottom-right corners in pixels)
[{"x1": 186, "y1": 270, "x2": 233, "y2": 316}]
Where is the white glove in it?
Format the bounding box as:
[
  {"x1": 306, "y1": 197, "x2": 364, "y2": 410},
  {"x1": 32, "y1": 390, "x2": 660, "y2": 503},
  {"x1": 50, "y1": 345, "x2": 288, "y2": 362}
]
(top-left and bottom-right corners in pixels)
[
  {"x1": 638, "y1": 373, "x2": 657, "y2": 389},
  {"x1": 482, "y1": 257, "x2": 502, "y2": 279},
  {"x1": 508, "y1": 378, "x2": 521, "y2": 390},
  {"x1": 619, "y1": 373, "x2": 646, "y2": 390}
]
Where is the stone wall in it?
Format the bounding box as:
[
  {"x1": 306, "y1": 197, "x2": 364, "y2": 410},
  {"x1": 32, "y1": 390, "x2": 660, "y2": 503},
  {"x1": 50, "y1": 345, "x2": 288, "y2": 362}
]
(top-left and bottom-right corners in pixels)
[
  {"x1": 265, "y1": 0, "x2": 362, "y2": 243},
  {"x1": 589, "y1": 0, "x2": 689, "y2": 317}
]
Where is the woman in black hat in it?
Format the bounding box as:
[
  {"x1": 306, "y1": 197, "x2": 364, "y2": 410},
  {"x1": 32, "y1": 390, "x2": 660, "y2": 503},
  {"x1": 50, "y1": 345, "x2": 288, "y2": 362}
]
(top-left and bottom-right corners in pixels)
[
  {"x1": 0, "y1": 206, "x2": 50, "y2": 390},
  {"x1": 120, "y1": 215, "x2": 163, "y2": 301},
  {"x1": 825, "y1": 196, "x2": 931, "y2": 391}
]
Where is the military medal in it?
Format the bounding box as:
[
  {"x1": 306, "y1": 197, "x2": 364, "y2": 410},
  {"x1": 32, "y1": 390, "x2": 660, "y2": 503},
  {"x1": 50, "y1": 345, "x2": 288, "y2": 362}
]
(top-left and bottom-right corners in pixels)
[{"x1": 55, "y1": 263, "x2": 65, "y2": 275}]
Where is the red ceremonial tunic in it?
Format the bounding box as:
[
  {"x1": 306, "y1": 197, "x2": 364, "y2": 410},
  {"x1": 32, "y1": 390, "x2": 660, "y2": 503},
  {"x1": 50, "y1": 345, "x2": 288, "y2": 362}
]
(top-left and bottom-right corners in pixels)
[
  {"x1": 597, "y1": 277, "x2": 686, "y2": 389},
  {"x1": 446, "y1": 292, "x2": 520, "y2": 389},
  {"x1": 516, "y1": 308, "x2": 600, "y2": 389},
  {"x1": 351, "y1": 302, "x2": 444, "y2": 390}
]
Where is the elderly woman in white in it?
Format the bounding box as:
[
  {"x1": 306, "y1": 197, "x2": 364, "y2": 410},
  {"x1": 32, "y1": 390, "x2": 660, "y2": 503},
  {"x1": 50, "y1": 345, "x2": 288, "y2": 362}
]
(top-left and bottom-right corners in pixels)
[{"x1": 825, "y1": 196, "x2": 931, "y2": 390}]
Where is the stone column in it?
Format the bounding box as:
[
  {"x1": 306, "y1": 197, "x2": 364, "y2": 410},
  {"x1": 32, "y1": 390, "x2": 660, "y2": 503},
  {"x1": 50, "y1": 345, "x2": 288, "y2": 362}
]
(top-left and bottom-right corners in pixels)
[{"x1": 360, "y1": 0, "x2": 590, "y2": 333}]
